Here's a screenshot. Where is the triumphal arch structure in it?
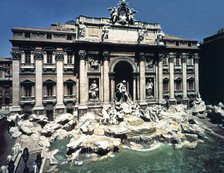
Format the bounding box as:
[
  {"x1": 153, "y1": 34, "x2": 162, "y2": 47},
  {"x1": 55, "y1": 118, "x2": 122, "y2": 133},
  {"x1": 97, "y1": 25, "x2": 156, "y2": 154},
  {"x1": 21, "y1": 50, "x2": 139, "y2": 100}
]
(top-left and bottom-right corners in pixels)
[{"x1": 10, "y1": 0, "x2": 199, "y2": 117}]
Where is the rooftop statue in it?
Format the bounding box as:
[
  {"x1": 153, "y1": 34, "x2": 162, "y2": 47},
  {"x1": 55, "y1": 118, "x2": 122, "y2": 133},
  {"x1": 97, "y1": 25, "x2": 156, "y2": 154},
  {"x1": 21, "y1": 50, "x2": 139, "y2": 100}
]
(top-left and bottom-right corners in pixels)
[{"x1": 108, "y1": 0, "x2": 136, "y2": 25}]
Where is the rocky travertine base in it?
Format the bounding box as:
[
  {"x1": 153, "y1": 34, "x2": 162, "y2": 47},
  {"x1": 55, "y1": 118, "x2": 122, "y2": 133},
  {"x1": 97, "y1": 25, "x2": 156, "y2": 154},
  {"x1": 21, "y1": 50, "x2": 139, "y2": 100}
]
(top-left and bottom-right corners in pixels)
[{"x1": 6, "y1": 100, "x2": 212, "y2": 172}]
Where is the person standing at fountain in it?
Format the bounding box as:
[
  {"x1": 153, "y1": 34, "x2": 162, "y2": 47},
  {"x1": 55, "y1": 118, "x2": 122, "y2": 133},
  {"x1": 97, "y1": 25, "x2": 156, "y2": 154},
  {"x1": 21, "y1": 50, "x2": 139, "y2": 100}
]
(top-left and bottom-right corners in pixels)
[{"x1": 32, "y1": 161, "x2": 37, "y2": 173}]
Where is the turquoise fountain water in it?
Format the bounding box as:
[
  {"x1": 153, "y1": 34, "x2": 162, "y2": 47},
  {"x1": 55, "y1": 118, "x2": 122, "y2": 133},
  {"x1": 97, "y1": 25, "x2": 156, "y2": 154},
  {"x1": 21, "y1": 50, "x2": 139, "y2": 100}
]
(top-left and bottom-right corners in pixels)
[{"x1": 50, "y1": 135, "x2": 224, "y2": 173}]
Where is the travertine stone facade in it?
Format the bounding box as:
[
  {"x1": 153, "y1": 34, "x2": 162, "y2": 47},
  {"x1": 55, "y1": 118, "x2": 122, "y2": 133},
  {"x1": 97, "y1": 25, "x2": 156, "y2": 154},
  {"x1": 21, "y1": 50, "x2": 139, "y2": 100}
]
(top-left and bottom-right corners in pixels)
[{"x1": 10, "y1": 0, "x2": 200, "y2": 117}]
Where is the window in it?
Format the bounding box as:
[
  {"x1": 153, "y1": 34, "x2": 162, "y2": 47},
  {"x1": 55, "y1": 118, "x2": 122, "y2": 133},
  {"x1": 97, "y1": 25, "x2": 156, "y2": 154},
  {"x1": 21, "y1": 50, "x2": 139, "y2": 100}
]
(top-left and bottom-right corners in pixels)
[
  {"x1": 47, "y1": 52, "x2": 52, "y2": 64},
  {"x1": 67, "y1": 35, "x2": 72, "y2": 40},
  {"x1": 162, "y1": 57, "x2": 168, "y2": 66},
  {"x1": 187, "y1": 80, "x2": 194, "y2": 90},
  {"x1": 175, "y1": 58, "x2": 181, "y2": 66},
  {"x1": 163, "y1": 79, "x2": 169, "y2": 93},
  {"x1": 25, "y1": 52, "x2": 31, "y2": 64},
  {"x1": 47, "y1": 85, "x2": 53, "y2": 96},
  {"x1": 187, "y1": 58, "x2": 193, "y2": 66},
  {"x1": 67, "y1": 85, "x2": 73, "y2": 95},
  {"x1": 67, "y1": 53, "x2": 73, "y2": 64},
  {"x1": 47, "y1": 34, "x2": 52, "y2": 39},
  {"x1": 24, "y1": 86, "x2": 32, "y2": 97},
  {"x1": 175, "y1": 79, "x2": 182, "y2": 91},
  {"x1": 25, "y1": 33, "x2": 30, "y2": 38}
]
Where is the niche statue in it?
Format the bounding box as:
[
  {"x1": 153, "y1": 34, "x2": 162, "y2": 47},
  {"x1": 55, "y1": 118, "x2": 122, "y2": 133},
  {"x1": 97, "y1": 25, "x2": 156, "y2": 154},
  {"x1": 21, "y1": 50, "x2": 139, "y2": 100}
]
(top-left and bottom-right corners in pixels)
[
  {"x1": 89, "y1": 80, "x2": 99, "y2": 100},
  {"x1": 115, "y1": 80, "x2": 131, "y2": 103}
]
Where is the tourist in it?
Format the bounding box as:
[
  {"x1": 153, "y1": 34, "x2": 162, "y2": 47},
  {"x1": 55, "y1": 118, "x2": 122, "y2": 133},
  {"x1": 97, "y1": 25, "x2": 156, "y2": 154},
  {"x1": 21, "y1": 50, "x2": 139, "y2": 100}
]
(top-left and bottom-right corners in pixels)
[{"x1": 33, "y1": 161, "x2": 37, "y2": 173}]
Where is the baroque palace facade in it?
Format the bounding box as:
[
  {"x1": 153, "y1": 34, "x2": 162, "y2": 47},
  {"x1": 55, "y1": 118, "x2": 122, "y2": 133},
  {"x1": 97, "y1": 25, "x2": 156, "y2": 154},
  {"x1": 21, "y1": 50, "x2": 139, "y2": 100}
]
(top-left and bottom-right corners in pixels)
[{"x1": 10, "y1": 0, "x2": 199, "y2": 118}]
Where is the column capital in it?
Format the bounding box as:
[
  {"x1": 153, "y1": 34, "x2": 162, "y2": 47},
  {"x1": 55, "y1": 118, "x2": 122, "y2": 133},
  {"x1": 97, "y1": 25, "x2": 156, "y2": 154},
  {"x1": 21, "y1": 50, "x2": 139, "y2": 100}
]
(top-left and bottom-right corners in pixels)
[
  {"x1": 78, "y1": 50, "x2": 87, "y2": 60},
  {"x1": 102, "y1": 51, "x2": 109, "y2": 61},
  {"x1": 34, "y1": 51, "x2": 43, "y2": 60},
  {"x1": 158, "y1": 53, "x2": 166, "y2": 62},
  {"x1": 139, "y1": 52, "x2": 145, "y2": 62},
  {"x1": 169, "y1": 52, "x2": 175, "y2": 63},
  {"x1": 181, "y1": 53, "x2": 187, "y2": 63},
  {"x1": 193, "y1": 53, "x2": 200, "y2": 63},
  {"x1": 11, "y1": 51, "x2": 21, "y2": 60},
  {"x1": 55, "y1": 52, "x2": 64, "y2": 61}
]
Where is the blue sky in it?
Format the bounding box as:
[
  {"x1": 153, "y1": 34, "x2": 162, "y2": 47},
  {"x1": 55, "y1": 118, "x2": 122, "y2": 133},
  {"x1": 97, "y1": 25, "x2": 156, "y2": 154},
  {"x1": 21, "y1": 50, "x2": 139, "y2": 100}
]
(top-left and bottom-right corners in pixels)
[{"x1": 0, "y1": 0, "x2": 223, "y2": 57}]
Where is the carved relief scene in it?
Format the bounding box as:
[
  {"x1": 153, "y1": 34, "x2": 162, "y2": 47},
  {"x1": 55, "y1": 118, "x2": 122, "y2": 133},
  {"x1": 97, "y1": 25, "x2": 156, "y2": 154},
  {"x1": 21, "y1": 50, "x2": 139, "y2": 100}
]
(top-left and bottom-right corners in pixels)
[{"x1": 88, "y1": 56, "x2": 100, "y2": 71}]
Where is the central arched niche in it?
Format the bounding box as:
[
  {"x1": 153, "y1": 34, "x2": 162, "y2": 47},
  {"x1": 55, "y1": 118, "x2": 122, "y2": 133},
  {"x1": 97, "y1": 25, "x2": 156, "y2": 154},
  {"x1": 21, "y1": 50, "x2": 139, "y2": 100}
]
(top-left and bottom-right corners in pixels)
[{"x1": 114, "y1": 61, "x2": 134, "y2": 97}]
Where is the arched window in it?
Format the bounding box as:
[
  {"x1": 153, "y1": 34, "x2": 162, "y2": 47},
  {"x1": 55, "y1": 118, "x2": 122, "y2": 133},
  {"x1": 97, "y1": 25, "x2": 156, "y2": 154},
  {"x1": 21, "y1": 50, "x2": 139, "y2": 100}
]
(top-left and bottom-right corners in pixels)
[
  {"x1": 64, "y1": 79, "x2": 75, "y2": 95},
  {"x1": 64, "y1": 48, "x2": 73, "y2": 65},
  {"x1": 21, "y1": 80, "x2": 34, "y2": 97},
  {"x1": 175, "y1": 77, "x2": 182, "y2": 92},
  {"x1": 43, "y1": 79, "x2": 56, "y2": 96},
  {"x1": 163, "y1": 78, "x2": 169, "y2": 94},
  {"x1": 43, "y1": 47, "x2": 55, "y2": 64}
]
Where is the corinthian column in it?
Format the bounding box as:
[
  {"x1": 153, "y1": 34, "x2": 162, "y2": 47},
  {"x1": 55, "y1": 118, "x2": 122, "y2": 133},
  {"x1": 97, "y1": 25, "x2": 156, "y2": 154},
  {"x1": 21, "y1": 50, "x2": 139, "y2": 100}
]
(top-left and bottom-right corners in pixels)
[
  {"x1": 55, "y1": 52, "x2": 65, "y2": 112},
  {"x1": 10, "y1": 51, "x2": 21, "y2": 113},
  {"x1": 169, "y1": 53, "x2": 176, "y2": 103},
  {"x1": 139, "y1": 53, "x2": 146, "y2": 103},
  {"x1": 103, "y1": 51, "x2": 110, "y2": 103},
  {"x1": 78, "y1": 50, "x2": 88, "y2": 105},
  {"x1": 194, "y1": 53, "x2": 200, "y2": 93}
]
